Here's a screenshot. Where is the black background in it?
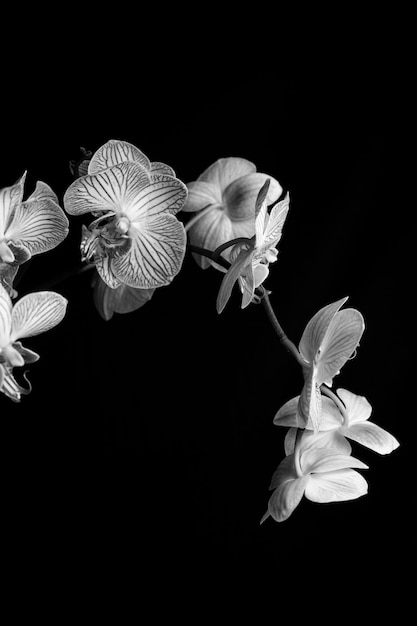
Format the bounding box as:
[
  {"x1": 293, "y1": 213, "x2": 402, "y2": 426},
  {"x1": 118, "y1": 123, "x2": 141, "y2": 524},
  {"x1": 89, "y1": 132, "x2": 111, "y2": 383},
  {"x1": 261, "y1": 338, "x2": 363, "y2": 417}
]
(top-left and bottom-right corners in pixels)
[{"x1": 1, "y1": 13, "x2": 411, "y2": 613}]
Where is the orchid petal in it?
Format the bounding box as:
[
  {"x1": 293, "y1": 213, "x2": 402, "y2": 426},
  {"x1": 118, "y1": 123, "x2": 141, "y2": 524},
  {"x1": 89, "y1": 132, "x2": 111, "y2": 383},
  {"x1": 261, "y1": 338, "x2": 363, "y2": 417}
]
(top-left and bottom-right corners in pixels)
[
  {"x1": 12, "y1": 341, "x2": 40, "y2": 363},
  {"x1": 0, "y1": 283, "x2": 12, "y2": 345},
  {"x1": 197, "y1": 157, "x2": 256, "y2": 192},
  {"x1": 6, "y1": 197, "x2": 69, "y2": 256},
  {"x1": 150, "y1": 161, "x2": 176, "y2": 178},
  {"x1": 129, "y1": 174, "x2": 187, "y2": 218},
  {"x1": 111, "y1": 213, "x2": 186, "y2": 288},
  {"x1": 0, "y1": 241, "x2": 15, "y2": 263},
  {"x1": 93, "y1": 276, "x2": 155, "y2": 321},
  {"x1": 0, "y1": 366, "x2": 31, "y2": 402},
  {"x1": 64, "y1": 162, "x2": 150, "y2": 216},
  {"x1": 341, "y1": 422, "x2": 400, "y2": 454},
  {"x1": 26, "y1": 181, "x2": 59, "y2": 204},
  {"x1": 95, "y1": 257, "x2": 122, "y2": 289},
  {"x1": 252, "y1": 262, "x2": 270, "y2": 289},
  {"x1": 269, "y1": 453, "x2": 298, "y2": 490},
  {"x1": 224, "y1": 173, "x2": 282, "y2": 223},
  {"x1": 10, "y1": 291, "x2": 67, "y2": 341},
  {"x1": 256, "y1": 193, "x2": 290, "y2": 257},
  {"x1": 301, "y1": 447, "x2": 368, "y2": 475},
  {"x1": 216, "y1": 247, "x2": 254, "y2": 313},
  {"x1": 240, "y1": 263, "x2": 256, "y2": 308},
  {"x1": 187, "y1": 208, "x2": 233, "y2": 269},
  {"x1": 305, "y1": 469, "x2": 368, "y2": 503},
  {"x1": 274, "y1": 396, "x2": 300, "y2": 427},
  {"x1": 284, "y1": 427, "x2": 298, "y2": 455},
  {"x1": 0, "y1": 173, "x2": 26, "y2": 237},
  {"x1": 298, "y1": 297, "x2": 348, "y2": 363},
  {"x1": 267, "y1": 475, "x2": 310, "y2": 522},
  {"x1": 0, "y1": 264, "x2": 19, "y2": 298},
  {"x1": 317, "y1": 308, "x2": 365, "y2": 383},
  {"x1": 297, "y1": 366, "x2": 322, "y2": 432},
  {"x1": 337, "y1": 388, "x2": 372, "y2": 424},
  {"x1": 301, "y1": 429, "x2": 352, "y2": 455},
  {"x1": 182, "y1": 181, "x2": 222, "y2": 213},
  {"x1": 88, "y1": 139, "x2": 151, "y2": 175}
]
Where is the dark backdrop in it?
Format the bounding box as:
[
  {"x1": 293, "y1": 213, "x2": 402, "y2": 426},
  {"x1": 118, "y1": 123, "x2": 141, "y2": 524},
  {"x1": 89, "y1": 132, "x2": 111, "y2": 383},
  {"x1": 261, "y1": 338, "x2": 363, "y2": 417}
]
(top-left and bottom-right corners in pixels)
[{"x1": 1, "y1": 26, "x2": 410, "y2": 609}]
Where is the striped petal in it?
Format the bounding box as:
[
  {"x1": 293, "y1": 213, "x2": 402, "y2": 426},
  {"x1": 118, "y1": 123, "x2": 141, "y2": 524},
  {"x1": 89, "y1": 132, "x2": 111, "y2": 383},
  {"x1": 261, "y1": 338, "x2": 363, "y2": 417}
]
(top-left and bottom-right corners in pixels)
[
  {"x1": 0, "y1": 173, "x2": 26, "y2": 237},
  {"x1": 216, "y1": 246, "x2": 254, "y2": 313},
  {"x1": 182, "y1": 181, "x2": 222, "y2": 213},
  {"x1": 26, "y1": 181, "x2": 59, "y2": 204},
  {"x1": 317, "y1": 308, "x2": 365, "y2": 384},
  {"x1": 111, "y1": 213, "x2": 186, "y2": 288},
  {"x1": 150, "y1": 161, "x2": 175, "y2": 178},
  {"x1": 224, "y1": 173, "x2": 282, "y2": 222},
  {"x1": 96, "y1": 257, "x2": 122, "y2": 289},
  {"x1": 299, "y1": 297, "x2": 348, "y2": 364},
  {"x1": 305, "y1": 469, "x2": 368, "y2": 503},
  {"x1": 6, "y1": 197, "x2": 69, "y2": 256},
  {"x1": 256, "y1": 194, "x2": 290, "y2": 257},
  {"x1": 10, "y1": 291, "x2": 68, "y2": 341},
  {"x1": 93, "y1": 276, "x2": 155, "y2": 321},
  {"x1": 0, "y1": 283, "x2": 12, "y2": 346},
  {"x1": 88, "y1": 139, "x2": 151, "y2": 175},
  {"x1": 198, "y1": 157, "x2": 256, "y2": 191},
  {"x1": 127, "y1": 174, "x2": 188, "y2": 219},
  {"x1": 64, "y1": 161, "x2": 151, "y2": 216},
  {"x1": 0, "y1": 264, "x2": 19, "y2": 298}
]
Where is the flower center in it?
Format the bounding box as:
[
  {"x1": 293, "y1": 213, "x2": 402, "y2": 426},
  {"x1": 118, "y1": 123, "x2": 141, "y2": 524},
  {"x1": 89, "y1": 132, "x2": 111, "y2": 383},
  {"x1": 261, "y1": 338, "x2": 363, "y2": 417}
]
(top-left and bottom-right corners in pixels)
[{"x1": 115, "y1": 216, "x2": 131, "y2": 235}]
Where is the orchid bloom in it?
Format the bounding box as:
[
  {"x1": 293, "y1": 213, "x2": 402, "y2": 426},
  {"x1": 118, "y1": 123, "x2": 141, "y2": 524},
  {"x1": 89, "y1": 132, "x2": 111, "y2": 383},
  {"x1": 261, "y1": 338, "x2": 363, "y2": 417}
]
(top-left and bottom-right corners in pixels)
[
  {"x1": 275, "y1": 389, "x2": 400, "y2": 455},
  {"x1": 0, "y1": 174, "x2": 69, "y2": 271},
  {"x1": 216, "y1": 180, "x2": 289, "y2": 313},
  {"x1": 182, "y1": 157, "x2": 282, "y2": 269},
  {"x1": 0, "y1": 283, "x2": 67, "y2": 401},
  {"x1": 92, "y1": 274, "x2": 155, "y2": 321},
  {"x1": 296, "y1": 297, "x2": 365, "y2": 433},
  {"x1": 261, "y1": 434, "x2": 368, "y2": 523},
  {"x1": 64, "y1": 139, "x2": 187, "y2": 290}
]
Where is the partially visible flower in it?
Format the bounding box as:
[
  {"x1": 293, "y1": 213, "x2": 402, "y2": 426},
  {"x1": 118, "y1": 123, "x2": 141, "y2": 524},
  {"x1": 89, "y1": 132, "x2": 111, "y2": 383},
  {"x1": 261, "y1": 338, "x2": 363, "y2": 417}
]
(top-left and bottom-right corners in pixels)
[
  {"x1": 64, "y1": 140, "x2": 187, "y2": 290},
  {"x1": 92, "y1": 273, "x2": 155, "y2": 321},
  {"x1": 0, "y1": 174, "x2": 69, "y2": 269},
  {"x1": 183, "y1": 157, "x2": 283, "y2": 269},
  {"x1": 296, "y1": 298, "x2": 365, "y2": 433},
  {"x1": 216, "y1": 180, "x2": 289, "y2": 312},
  {"x1": 274, "y1": 389, "x2": 399, "y2": 455},
  {"x1": 0, "y1": 283, "x2": 67, "y2": 401},
  {"x1": 0, "y1": 363, "x2": 32, "y2": 402},
  {"x1": 261, "y1": 434, "x2": 368, "y2": 523}
]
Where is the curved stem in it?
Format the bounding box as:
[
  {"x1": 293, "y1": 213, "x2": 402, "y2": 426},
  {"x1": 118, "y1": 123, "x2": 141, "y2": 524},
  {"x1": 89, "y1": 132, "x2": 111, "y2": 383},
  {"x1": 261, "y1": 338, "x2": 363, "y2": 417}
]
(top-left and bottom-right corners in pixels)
[
  {"x1": 187, "y1": 244, "x2": 231, "y2": 270},
  {"x1": 320, "y1": 385, "x2": 349, "y2": 425},
  {"x1": 211, "y1": 237, "x2": 253, "y2": 262},
  {"x1": 261, "y1": 292, "x2": 306, "y2": 367}
]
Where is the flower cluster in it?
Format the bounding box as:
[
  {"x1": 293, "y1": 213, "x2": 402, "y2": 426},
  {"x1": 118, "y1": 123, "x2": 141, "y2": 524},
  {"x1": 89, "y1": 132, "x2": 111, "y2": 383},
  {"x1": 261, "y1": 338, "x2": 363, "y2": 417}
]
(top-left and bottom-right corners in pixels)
[{"x1": 261, "y1": 298, "x2": 399, "y2": 522}]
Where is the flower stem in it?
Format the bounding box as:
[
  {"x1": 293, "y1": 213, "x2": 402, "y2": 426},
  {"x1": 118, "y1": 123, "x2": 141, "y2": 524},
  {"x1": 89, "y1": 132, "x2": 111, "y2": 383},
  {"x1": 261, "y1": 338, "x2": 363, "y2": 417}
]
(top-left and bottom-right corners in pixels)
[
  {"x1": 261, "y1": 292, "x2": 306, "y2": 367},
  {"x1": 187, "y1": 244, "x2": 231, "y2": 270},
  {"x1": 320, "y1": 385, "x2": 349, "y2": 425}
]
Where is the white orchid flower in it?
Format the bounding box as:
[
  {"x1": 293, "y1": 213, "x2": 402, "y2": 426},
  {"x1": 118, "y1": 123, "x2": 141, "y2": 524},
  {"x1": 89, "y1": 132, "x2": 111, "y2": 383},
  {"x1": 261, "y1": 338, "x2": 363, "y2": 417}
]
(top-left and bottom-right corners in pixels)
[
  {"x1": 216, "y1": 180, "x2": 289, "y2": 313},
  {"x1": 0, "y1": 174, "x2": 69, "y2": 267},
  {"x1": 64, "y1": 140, "x2": 187, "y2": 290},
  {"x1": 261, "y1": 434, "x2": 368, "y2": 523},
  {"x1": 296, "y1": 297, "x2": 365, "y2": 433},
  {"x1": 183, "y1": 157, "x2": 283, "y2": 269},
  {"x1": 0, "y1": 283, "x2": 67, "y2": 401}
]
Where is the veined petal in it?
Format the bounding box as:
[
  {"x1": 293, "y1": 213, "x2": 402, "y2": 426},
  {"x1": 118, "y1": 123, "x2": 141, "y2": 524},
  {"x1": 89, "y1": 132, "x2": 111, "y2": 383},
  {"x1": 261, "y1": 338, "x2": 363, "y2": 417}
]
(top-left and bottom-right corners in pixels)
[
  {"x1": 216, "y1": 247, "x2": 254, "y2": 313},
  {"x1": 0, "y1": 283, "x2": 12, "y2": 346},
  {"x1": 298, "y1": 297, "x2": 348, "y2": 363},
  {"x1": 337, "y1": 388, "x2": 372, "y2": 424},
  {"x1": 95, "y1": 257, "x2": 122, "y2": 289},
  {"x1": 10, "y1": 291, "x2": 68, "y2": 341},
  {"x1": 197, "y1": 157, "x2": 256, "y2": 191},
  {"x1": 128, "y1": 174, "x2": 188, "y2": 219},
  {"x1": 150, "y1": 161, "x2": 175, "y2": 178},
  {"x1": 64, "y1": 161, "x2": 150, "y2": 216},
  {"x1": 274, "y1": 396, "x2": 300, "y2": 427},
  {"x1": 93, "y1": 276, "x2": 155, "y2": 321},
  {"x1": 188, "y1": 208, "x2": 233, "y2": 269},
  {"x1": 0, "y1": 263, "x2": 19, "y2": 298},
  {"x1": 0, "y1": 365, "x2": 32, "y2": 402},
  {"x1": 0, "y1": 173, "x2": 26, "y2": 237},
  {"x1": 26, "y1": 181, "x2": 59, "y2": 204},
  {"x1": 301, "y1": 447, "x2": 368, "y2": 475},
  {"x1": 300, "y1": 428, "x2": 352, "y2": 455},
  {"x1": 5, "y1": 197, "x2": 69, "y2": 256},
  {"x1": 111, "y1": 213, "x2": 186, "y2": 288},
  {"x1": 88, "y1": 139, "x2": 151, "y2": 175},
  {"x1": 341, "y1": 422, "x2": 400, "y2": 454},
  {"x1": 297, "y1": 366, "x2": 322, "y2": 432},
  {"x1": 305, "y1": 469, "x2": 368, "y2": 503},
  {"x1": 182, "y1": 181, "x2": 222, "y2": 213},
  {"x1": 267, "y1": 475, "x2": 310, "y2": 522},
  {"x1": 317, "y1": 309, "x2": 365, "y2": 383},
  {"x1": 224, "y1": 173, "x2": 282, "y2": 223},
  {"x1": 256, "y1": 193, "x2": 290, "y2": 257}
]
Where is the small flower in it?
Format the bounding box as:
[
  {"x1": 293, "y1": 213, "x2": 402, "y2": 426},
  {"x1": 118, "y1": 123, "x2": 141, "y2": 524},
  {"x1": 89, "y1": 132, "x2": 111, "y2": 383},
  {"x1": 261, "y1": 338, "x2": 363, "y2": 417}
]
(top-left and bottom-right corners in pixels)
[
  {"x1": 216, "y1": 180, "x2": 289, "y2": 312},
  {"x1": 296, "y1": 298, "x2": 365, "y2": 433},
  {"x1": 92, "y1": 274, "x2": 155, "y2": 321},
  {"x1": 0, "y1": 174, "x2": 69, "y2": 269},
  {"x1": 64, "y1": 140, "x2": 187, "y2": 290},
  {"x1": 274, "y1": 389, "x2": 399, "y2": 455},
  {"x1": 261, "y1": 434, "x2": 368, "y2": 523},
  {"x1": 183, "y1": 157, "x2": 283, "y2": 269},
  {"x1": 0, "y1": 283, "x2": 67, "y2": 401}
]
